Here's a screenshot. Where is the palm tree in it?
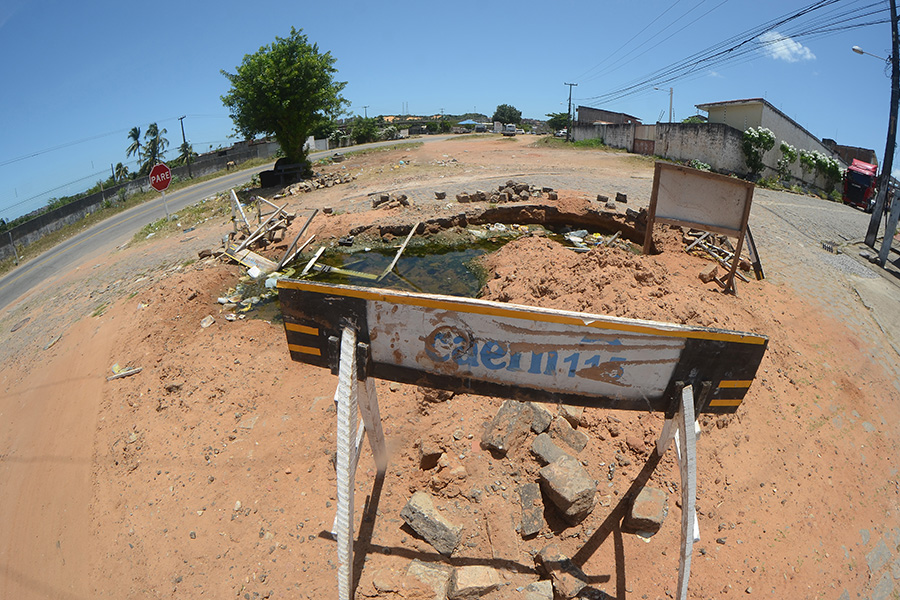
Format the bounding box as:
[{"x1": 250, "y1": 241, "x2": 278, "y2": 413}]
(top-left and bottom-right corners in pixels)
[
  {"x1": 114, "y1": 162, "x2": 129, "y2": 182},
  {"x1": 143, "y1": 123, "x2": 169, "y2": 168},
  {"x1": 126, "y1": 126, "x2": 142, "y2": 161},
  {"x1": 177, "y1": 142, "x2": 194, "y2": 166}
]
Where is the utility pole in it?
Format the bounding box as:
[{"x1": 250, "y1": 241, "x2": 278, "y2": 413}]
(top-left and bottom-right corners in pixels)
[
  {"x1": 565, "y1": 82, "x2": 577, "y2": 142},
  {"x1": 178, "y1": 115, "x2": 192, "y2": 178},
  {"x1": 865, "y1": 0, "x2": 899, "y2": 247},
  {"x1": 668, "y1": 87, "x2": 674, "y2": 123},
  {"x1": 363, "y1": 105, "x2": 369, "y2": 119}
]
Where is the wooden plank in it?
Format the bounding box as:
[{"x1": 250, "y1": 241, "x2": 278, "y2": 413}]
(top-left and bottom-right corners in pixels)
[
  {"x1": 378, "y1": 222, "x2": 419, "y2": 281},
  {"x1": 280, "y1": 234, "x2": 316, "y2": 268},
  {"x1": 224, "y1": 244, "x2": 278, "y2": 274},
  {"x1": 744, "y1": 227, "x2": 765, "y2": 280},
  {"x1": 675, "y1": 385, "x2": 698, "y2": 600},
  {"x1": 277, "y1": 280, "x2": 768, "y2": 414},
  {"x1": 230, "y1": 189, "x2": 251, "y2": 230},
  {"x1": 279, "y1": 209, "x2": 319, "y2": 269},
  {"x1": 234, "y1": 202, "x2": 288, "y2": 253},
  {"x1": 653, "y1": 162, "x2": 752, "y2": 235},
  {"x1": 301, "y1": 247, "x2": 326, "y2": 276}
]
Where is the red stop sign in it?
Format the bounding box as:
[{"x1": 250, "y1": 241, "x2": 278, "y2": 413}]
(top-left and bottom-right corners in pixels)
[{"x1": 149, "y1": 163, "x2": 172, "y2": 192}]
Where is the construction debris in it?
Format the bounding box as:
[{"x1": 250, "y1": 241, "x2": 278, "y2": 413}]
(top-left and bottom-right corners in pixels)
[
  {"x1": 456, "y1": 180, "x2": 553, "y2": 204},
  {"x1": 286, "y1": 171, "x2": 354, "y2": 194}
]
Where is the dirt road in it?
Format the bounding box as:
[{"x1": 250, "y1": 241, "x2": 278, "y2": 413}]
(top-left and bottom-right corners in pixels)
[{"x1": 1, "y1": 135, "x2": 899, "y2": 600}]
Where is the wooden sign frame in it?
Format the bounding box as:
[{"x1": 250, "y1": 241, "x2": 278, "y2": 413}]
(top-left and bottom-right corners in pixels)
[
  {"x1": 643, "y1": 162, "x2": 755, "y2": 294},
  {"x1": 277, "y1": 280, "x2": 767, "y2": 414}
]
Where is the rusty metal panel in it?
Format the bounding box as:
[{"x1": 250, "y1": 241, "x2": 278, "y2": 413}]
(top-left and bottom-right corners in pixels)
[
  {"x1": 277, "y1": 281, "x2": 768, "y2": 413},
  {"x1": 634, "y1": 139, "x2": 655, "y2": 155}
]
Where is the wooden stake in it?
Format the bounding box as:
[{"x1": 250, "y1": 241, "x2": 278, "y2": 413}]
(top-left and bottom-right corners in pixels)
[{"x1": 378, "y1": 222, "x2": 419, "y2": 281}]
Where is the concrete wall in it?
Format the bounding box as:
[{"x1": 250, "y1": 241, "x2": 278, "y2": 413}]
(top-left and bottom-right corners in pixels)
[
  {"x1": 706, "y1": 103, "x2": 763, "y2": 132},
  {"x1": 573, "y1": 123, "x2": 635, "y2": 151},
  {"x1": 757, "y1": 103, "x2": 845, "y2": 184},
  {"x1": 0, "y1": 140, "x2": 279, "y2": 262},
  {"x1": 655, "y1": 123, "x2": 745, "y2": 174}
]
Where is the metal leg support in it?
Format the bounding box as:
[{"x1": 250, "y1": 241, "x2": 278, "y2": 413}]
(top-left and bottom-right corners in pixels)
[{"x1": 657, "y1": 385, "x2": 699, "y2": 600}]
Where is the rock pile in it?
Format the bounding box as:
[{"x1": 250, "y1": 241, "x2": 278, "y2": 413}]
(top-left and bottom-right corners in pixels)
[
  {"x1": 372, "y1": 192, "x2": 411, "y2": 210},
  {"x1": 287, "y1": 172, "x2": 355, "y2": 195},
  {"x1": 456, "y1": 181, "x2": 558, "y2": 204},
  {"x1": 393, "y1": 394, "x2": 668, "y2": 598}
]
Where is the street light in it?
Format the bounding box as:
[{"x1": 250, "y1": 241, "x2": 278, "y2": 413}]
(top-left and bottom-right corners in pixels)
[
  {"x1": 654, "y1": 86, "x2": 674, "y2": 122},
  {"x1": 852, "y1": 45, "x2": 888, "y2": 61}
]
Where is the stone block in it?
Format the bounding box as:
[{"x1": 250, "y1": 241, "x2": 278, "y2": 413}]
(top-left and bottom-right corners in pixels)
[
  {"x1": 417, "y1": 386, "x2": 454, "y2": 403},
  {"x1": 597, "y1": 194, "x2": 609, "y2": 203},
  {"x1": 448, "y1": 566, "x2": 501, "y2": 599},
  {"x1": 435, "y1": 191, "x2": 447, "y2": 200},
  {"x1": 539, "y1": 455, "x2": 596, "y2": 524},
  {"x1": 625, "y1": 486, "x2": 668, "y2": 533},
  {"x1": 547, "y1": 192, "x2": 558, "y2": 201},
  {"x1": 550, "y1": 416, "x2": 588, "y2": 453},
  {"x1": 559, "y1": 404, "x2": 584, "y2": 427},
  {"x1": 498, "y1": 192, "x2": 510, "y2": 203},
  {"x1": 518, "y1": 483, "x2": 545, "y2": 538},
  {"x1": 418, "y1": 438, "x2": 443, "y2": 470},
  {"x1": 400, "y1": 491, "x2": 463, "y2": 556},
  {"x1": 481, "y1": 400, "x2": 534, "y2": 456},
  {"x1": 699, "y1": 264, "x2": 718, "y2": 283},
  {"x1": 615, "y1": 192, "x2": 627, "y2": 203},
  {"x1": 523, "y1": 580, "x2": 554, "y2": 600},
  {"x1": 531, "y1": 433, "x2": 568, "y2": 465},
  {"x1": 528, "y1": 402, "x2": 553, "y2": 433},
  {"x1": 406, "y1": 559, "x2": 452, "y2": 600},
  {"x1": 534, "y1": 544, "x2": 589, "y2": 598}
]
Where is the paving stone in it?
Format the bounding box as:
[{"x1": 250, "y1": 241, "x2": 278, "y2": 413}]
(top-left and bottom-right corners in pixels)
[
  {"x1": 550, "y1": 416, "x2": 588, "y2": 453},
  {"x1": 531, "y1": 433, "x2": 569, "y2": 465},
  {"x1": 518, "y1": 482, "x2": 545, "y2": 538},
  {"x1": 539, "y1": 455, "x2": 596, "y2": 524},
  {"x1": 872, "y1": 571, "x2": 894, "y2": 600},
  {"x1": 418, "y1": 438, "x2": 443, "y2": 470},
  {"x1": 535, "y1": 543, "x2": 589, "y2": 598},
  {"x1": 481, "y1": 399, "x2": 534, "y2": 456},
  {"x1": 448, "y1": 565, "x2": 501, "y2": 599},
  {"x1": 624, "y1": 486, "x2": 668, "y2": 533},
  {"x1": 400, "y1": 491, "x2": 463, "y2": 556},
  {"x1": 406, "y1": 559, "x2": 452, "y2": 600},
  {"x1": 528, "y1": 402, "x2": 553, "y2": 433},
  {"x1": 523, "y1": 580, "x2": 554, "y2": 600},
  {"x1": 867, "y1": 538, "x2": 891, "y2": 574}
]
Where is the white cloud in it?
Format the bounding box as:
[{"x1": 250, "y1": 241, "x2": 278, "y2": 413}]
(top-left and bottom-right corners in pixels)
[
  {"x1": 708, "y1": 70, "x2": 723, "y2": 78},
  {"x1": 758, "y1": 31, "x2": 816, "y2": 63}
]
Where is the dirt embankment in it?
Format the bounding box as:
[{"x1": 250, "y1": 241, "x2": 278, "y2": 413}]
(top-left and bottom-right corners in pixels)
[{"x1": 1, "y1": 136, "x2": 898, "y2": 600}]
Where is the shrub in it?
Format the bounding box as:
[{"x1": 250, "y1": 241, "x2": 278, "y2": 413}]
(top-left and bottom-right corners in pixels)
[
  {"x1": 689, "y1": 159, "x2": 711, "y2": 171},
  {"x1": 777, "y1": 142, "x2": 797, "y2": 179},
  {"x1": 741, "y1": 127, "x2": 775, "y2": 177}
]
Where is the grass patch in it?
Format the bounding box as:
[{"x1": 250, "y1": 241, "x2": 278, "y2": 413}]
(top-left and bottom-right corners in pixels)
[
  {"x1": 341, "y1": 142, "x2": 423, "y2": 158},
  {"x1": 91, "y1": 302, "x2": 109, "y2": 317},
  {"x1": 131, "y1": 191, "x2": 232, "y2": 245},
  {"x1": 572, "y1": 138, "x2": 608, "y2": 149}
]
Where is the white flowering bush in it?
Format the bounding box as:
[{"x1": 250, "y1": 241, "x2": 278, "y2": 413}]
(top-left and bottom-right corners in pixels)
[
  {"x1": 742, "y1": 127, "x2": 776, "y2": 176},
  {"x1": 777, "y1": 142, "x2": 797, "y2": 179}
]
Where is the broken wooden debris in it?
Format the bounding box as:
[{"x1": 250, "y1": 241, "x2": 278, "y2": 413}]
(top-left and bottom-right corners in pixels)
[
  {"x1": 279, "y1": 209, "x2": 319, "y2": 269},
  {"x1": 301, "y1": 247, "x2": 326, "y2": 276},
  {"x1": 378, "y1": 222, "x2": 420, "y2": 281},
  {"x1": 224, "y1": 244, "x2": 278, "y2": 275},
  {"x1": 107, "y1": 366, "x2": 143, "y2": 381}
]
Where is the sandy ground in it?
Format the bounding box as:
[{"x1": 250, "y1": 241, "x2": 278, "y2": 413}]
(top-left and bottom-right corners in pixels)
[{"x1": 1, "y1": 136, "x2": 899, "y2": 600}]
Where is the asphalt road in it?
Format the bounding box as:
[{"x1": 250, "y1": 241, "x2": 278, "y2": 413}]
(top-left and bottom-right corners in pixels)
[{"x1": 0, "y1": 138, "x2": 452, "y2": 312}]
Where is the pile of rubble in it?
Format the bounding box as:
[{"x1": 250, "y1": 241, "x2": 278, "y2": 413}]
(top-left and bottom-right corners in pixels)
[
  {"x1": 372, "y1": 192, "x2": 411, "y2": 210},
  {"x1": 286, "y1": 171, "x2": 356, "y2": 195},
  {"x1": 394, "y1": 394, "x2": 668, "y2": 599},
  {"x1": 454, "y1": 180, "x2": 558, "y2": 204}
]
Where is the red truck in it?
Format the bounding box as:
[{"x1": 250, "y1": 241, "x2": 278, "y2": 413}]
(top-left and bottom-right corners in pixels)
[{"x1": 843, "y1": 159, "x2": 877, "y2": 212}]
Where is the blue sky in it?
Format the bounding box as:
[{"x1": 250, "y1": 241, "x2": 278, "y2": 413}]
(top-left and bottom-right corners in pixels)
[{"x1": 0, "y1": 0, "x2": 893, "y2": 222}]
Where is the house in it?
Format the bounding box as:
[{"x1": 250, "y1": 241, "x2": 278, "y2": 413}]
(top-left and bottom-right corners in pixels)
[
  {"x1": 821, "y1": 139, "x2": 878, "y2": 168},
  {"x1": 695, "y1": 98, "x2": 845, "y2": 175},
  {"x1": 576, "y1": 106, "x2": 642, "y2": 126}
]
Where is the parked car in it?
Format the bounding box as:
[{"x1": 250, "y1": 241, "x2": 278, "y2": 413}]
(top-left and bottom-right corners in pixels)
[
  {"x1": 502, "y1": 124, "x2": 516, "y2": 137},
  {"x1": 555, "y1": 129, "x2": 567, "y2": 138}
]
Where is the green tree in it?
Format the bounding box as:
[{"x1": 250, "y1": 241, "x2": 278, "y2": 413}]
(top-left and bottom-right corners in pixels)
[
  {"x1": 492, "y1": 104, "x2": 522, "y2": 125},
  {"x1": 546, "y1": 112, "x2": 569, "y2": 132},
  {"x1": 114, "y1": 162, "x2": 129, "y2": 182},
  {"x1": 177, "y1": 142, "x2": 195, "y2": 166},
  {"x1": 221, "y1": 27, "x2": 348, "y2": 177},
  {"x1": 126, "y1": 126, "x2": 142, "y2": 162},
  {"x1": 439, "y1": 120, "x2": 452, "y2": 133},
  {"x1": 681, "y1": 115, "x2": 706, "y2": 124},
  {"x1": 351, "y1": 116, "x2": 379, "y2": 144},
  {"x1": 142, "y1": 122, "x2": 168, "y2": 173}
]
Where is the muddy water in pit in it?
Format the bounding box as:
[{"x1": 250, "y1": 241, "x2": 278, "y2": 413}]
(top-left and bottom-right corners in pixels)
[{"x1": 306, "y1": 243, "x2": 497, "y2": 297}]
